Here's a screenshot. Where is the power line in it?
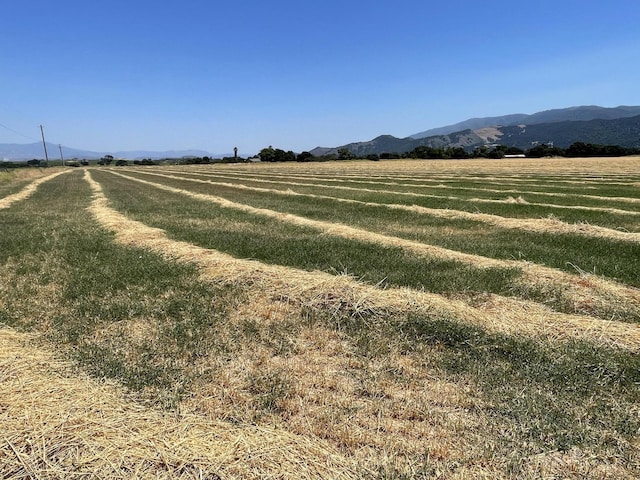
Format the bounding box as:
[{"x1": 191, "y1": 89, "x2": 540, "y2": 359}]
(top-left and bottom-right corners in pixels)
[{"x1": 0, "y1": 121, "x2": 38, "y2": 141}]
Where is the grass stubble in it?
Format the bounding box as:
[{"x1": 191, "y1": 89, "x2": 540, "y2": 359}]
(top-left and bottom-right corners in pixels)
[
  {"x1": 1, "y1": 163, "x2": 639, "y2": 479},
  {"x1": 100, "y1": 169, "x2": 640, "y2": 324},
  {"x1": 130, "y1": 168, "x2": 640, "y2": 243}
]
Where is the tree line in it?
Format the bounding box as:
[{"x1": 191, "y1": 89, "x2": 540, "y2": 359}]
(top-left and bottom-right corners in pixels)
[
  {"x1": 257, "y1": 142, "x2": 640, "y2": 162},
  {"x1": 3, "y1": 141, "x2": 638, "y2": 170}
]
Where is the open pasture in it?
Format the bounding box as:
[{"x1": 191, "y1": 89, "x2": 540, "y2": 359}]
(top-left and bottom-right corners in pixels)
[{"x1": 1, "y1": 157, "x2": 640, "y2": 479}]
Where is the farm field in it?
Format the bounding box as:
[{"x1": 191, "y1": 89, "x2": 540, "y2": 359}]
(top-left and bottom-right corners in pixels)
[{"x1": 1, "y1": 157, "x2": 640, "y2": 479}]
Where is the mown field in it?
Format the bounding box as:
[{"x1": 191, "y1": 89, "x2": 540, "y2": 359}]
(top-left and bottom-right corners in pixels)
[{"x1": 1, "y1": 157, "x2": 640, "y2": 479}]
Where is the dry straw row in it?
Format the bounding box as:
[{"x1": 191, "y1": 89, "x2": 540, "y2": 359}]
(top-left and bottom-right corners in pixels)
[
  {"x1": 0, "y1": 169, "x2": 68, "y2": 210},
  {"x1": 156, "y1": 167, "x2": 640, "y2": 217},
  {"x1": 212, "y1": 168, "x2": 637, "y2": 188},
  {"x1": 0, "y1": 329, "x2": 360, "y2": 479},
  {"x1": 199, "y1": 156, "x2": 640, "y2": 184},
  {"x1": 87, "y1": 171, "x2": 640, "y2": 351},
  {"x1": 178, "y1": 167, "x2": 640, "y2": 205},
  {"x1": 150, "y1": 169, "x2": 640, "y2": 243},
  {"x1": 0, "y1": 169, "x2": 358, "y2": 479},
  {"x1": 104, "y1": 169, "x2": 640, "y2": 325}
]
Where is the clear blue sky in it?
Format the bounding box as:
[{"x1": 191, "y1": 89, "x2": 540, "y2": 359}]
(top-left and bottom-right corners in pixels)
[{"x1": 2, "y1": 0, "x2": 639, "y2": 155}]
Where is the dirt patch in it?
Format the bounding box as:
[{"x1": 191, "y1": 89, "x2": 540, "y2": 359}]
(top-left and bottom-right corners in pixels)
[{"x1": 472, "y1": 127, "x2": 504, "y2": 143}]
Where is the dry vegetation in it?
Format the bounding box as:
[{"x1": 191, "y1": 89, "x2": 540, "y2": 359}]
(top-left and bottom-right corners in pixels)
[
  {"x1": 0, "y1": 168, "x2": 67, "y2": 209},
  {"x1": 1, "y1": 157, "x2": 640, "y2": 479},
  {"x1": 0, "y1": 329, "x2": 360, "y2": 479}
]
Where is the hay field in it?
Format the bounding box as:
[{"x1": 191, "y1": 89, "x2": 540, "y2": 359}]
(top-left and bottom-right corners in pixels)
[{"x1": 1, "y1": 157, "x2": 639, "y2": 479}]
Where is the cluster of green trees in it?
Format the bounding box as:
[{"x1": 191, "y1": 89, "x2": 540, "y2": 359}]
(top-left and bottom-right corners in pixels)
[
  {"x1": 397, "y1": 142, "x2": 640, "y2": 160},
  {"x1": 254, "y1": 141, "x2": 640, "y2": 163},
  {"x1": 4, "y1": 141, "x2": 638, "y2": 171},
  {"x1": 258, "y1": 146, "x2": 362, "y2": 162},
  {"x1": 258, "y1": 146, "x2": 297, "y2": 162},
  {"x1": 563, "y1": 142, "x2": 639, "y2": 157}
]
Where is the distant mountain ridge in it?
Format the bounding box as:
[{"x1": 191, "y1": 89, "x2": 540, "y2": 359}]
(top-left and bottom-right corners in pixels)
[
  {"x1": 0, "y1": 142, "x2": 226, "y2": 161},
  {"x1": 410, "y1": 105, "x2": 640, "y2": 139},
  {"x1": 310, "y1": 106, "x2": 640, "y2": 157},
  {"x1": 5, "y1": 105, "x2": 640, "y2": 161}
]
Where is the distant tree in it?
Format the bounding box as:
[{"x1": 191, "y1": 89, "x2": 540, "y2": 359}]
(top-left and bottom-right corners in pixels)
[
  {"x1": 337, "y1": 147, "x2": 355, "y2": 160},
  {"x1": 565, "y1": 142, "x2": 633, "y2": 157},
  {"x1": 526, "y1": 143, "x2": 564, "y2": 158},
  {"x1": 296, "y1": 151, "x2": 314, "y2": 162},
  {"x1": 487, "y1": 148, "x2": 505, "y2": 159},
  {"x1": 98, "y1": 154, "x2": 114, "y2": 165},
  {"x1": 504, "y1": 146, "x2": 525, "y2": 155},
  {"x1": 27, "y1": 159, "x2": 41, "y2": 167},
  {"x1": 133, "y1": 159, "x2": 157, "y2": 165},
  {"x1": 564, "y1": 142, "x2": 591, "y2": 157},
  {"x1": 448, "y1": 147, "x2": 469, "y2": 159},
  {"x1": 259, "y1": 146, "x2": 276, "y2": 162},
  {"x1": 472, "y1": 146, "x2": 489, "y2": 158},
  {"x1": 115, "y1": 159, "x2": 128, "y2": 166},
  {"x1": 259, "y1": 146, "x2": 296, "y2": 162}
]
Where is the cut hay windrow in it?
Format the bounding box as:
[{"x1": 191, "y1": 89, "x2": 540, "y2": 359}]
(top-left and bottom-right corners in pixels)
[
  {"x1": 216, "y1": 168, "x2": 639, "y2": 186},
  {"x1": 215, "y1": 168, "x2": 633, "y2": 187},
  {"x1": 0, "y1": 328, "x2": 361, "y2": 479},
  {"x1": 102, "y1": 170, "x2": 640, "y2": 322},
  {"x1": 155, "y1": 168, "x2": 640, "y2": 217},
  {"x1": 175, "y1": 168, "x2": 640, "y2": 205},
  {"x1": 0, "y1": 169, "x2": 68, "y2": 210},
  {"x1": 140, "y1": 170, "x2": 640, "y2": 243},
  {"x1": 86, "y1": 171, "x2": 640, "y2": 351},
  {"x1": 211, "y1": 156, "x2": 640, "y2": 178}
]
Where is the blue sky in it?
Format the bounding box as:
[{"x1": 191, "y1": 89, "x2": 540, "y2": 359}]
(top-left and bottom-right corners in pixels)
[{"x1": 2, "y1": 0, "x2": 639, "y2": 154}]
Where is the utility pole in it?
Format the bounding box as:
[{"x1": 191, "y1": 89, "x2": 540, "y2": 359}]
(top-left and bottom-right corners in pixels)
[
  {"x1": 40, "y1": 125, "x2": 49, "y2": 166},
  {"x1": 58, "y1": 144, "x2": 64, "y2": 166}
]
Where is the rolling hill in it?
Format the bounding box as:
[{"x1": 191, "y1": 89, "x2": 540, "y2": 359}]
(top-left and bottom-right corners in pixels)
[
  {"x1": 410, "y1": 105, "x2": 640, "y2": 139},
  {"x1": 311, "y1": 107, "x2": 640, "y2": 157}
]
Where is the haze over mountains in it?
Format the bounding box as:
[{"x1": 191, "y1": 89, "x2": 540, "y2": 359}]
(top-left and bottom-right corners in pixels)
[
  {"x1": 3, "y1": 105, "x2": 640, "y2": 161},
  {"x1": 0, "y1": 144, "x2": 239, "y2": 162}
]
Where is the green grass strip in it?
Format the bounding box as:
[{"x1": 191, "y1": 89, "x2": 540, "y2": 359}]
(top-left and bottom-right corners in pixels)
[
  {"x1": 0, "y1": 170, "x2": 242, "y2": 408},
  {"x1": 186, "y1": 170, "x2": 640, "y2": 210},
  {"x1": 163, "y1": 169, "x2": 640, "y2": 230},
  {"x1": 122, "y1": 170, "x2": 640, "y2": 288},
  {"x1": 92, "y1": 169, "x2": 521, "y2": 297}
]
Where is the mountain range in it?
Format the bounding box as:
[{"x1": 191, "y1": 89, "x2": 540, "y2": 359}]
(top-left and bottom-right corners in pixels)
[
  {"x1": 310, "y1": 105, "x2": 640, "y2": 157},
  {"x1": 0, "y1": 143, "x2": 236, "y2": 162},
  {"x1": 3, "y1": 105, "x2": 640, "y2": 161},
  {"x1": 410, "y1": 105, "x2": 640, "y2": 138}
]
